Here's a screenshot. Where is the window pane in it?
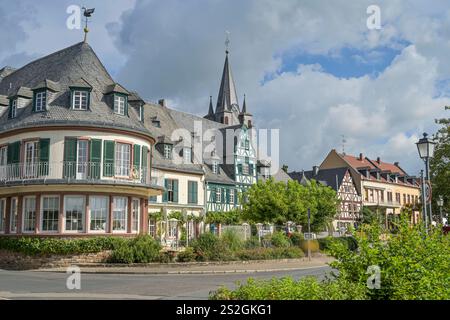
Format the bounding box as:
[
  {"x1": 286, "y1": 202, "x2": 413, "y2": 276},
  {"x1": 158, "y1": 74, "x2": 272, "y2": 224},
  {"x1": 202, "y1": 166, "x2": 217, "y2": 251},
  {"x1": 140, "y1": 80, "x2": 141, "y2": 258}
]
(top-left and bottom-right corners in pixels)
[
  {"x1": 115, "y1": 143, "x2": 130, "y2": 176},
  {"x1": 113, "y1": 197, "x2": 127, "y2": 231},
  {"x1": 23, "y1": 197, "x2": 36, "y2": 232},
  {"x1": 90, "y1": 196, "x2": 108, "y2": 231},
  {"x1": 10, "y1": 198, "x2": 18, "y2": 232},
  {"x1": 65, "y1": 196, "x2": 85, "y2": 232},
  {"x1": 132, "y1": 199, "x2": 140, "y2": 232},
  {"x1": 42, "y1": 196, "x2": 59, "y2": 232}
]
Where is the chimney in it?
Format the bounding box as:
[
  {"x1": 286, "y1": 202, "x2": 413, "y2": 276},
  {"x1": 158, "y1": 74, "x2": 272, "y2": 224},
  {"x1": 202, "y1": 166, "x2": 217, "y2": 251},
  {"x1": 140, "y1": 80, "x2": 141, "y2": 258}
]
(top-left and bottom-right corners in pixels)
[
  {"x1": 359, "y1": 153, "x2": 364, "y2": 161},
  {"x1": 158, "y1": 99, "x2": 166, "y2": 107},
  {"x1": 394, "y1": 162, "x2": 399, "y2": 167},
  {"x1": 313, "y1": 166, "x2": 319, "y2": 176},
  {"x1": 377, "y1": 157, "x2": 381, "y2": 164}
]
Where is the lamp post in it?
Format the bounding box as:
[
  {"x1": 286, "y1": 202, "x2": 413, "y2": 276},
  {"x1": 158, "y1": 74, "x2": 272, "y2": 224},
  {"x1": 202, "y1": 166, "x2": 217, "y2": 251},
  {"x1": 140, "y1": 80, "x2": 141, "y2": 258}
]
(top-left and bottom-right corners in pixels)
[
  {"x1": 420, "y1": 170, "x2": 428, "y2": 231},
  {"x1": 416, "y1": 133, "x2": 436, "y2": 229},
  {"x1": 437, "y1": 195, "x2": 444, "y2": 225}
]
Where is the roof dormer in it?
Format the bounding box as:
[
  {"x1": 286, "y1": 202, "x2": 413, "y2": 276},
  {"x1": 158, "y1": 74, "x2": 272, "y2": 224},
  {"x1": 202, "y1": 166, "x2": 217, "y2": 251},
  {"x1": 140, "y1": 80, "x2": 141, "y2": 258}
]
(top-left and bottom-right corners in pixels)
[
  {"x1": 7, "y1": 86, "x2": 32, "y2": 119},
  {"x1": 105, "y1": 83, "x2": 129, "y2": 116},
  {"x1": 31, "y1": 79, "x2": 60, "y2": 112},
  {"x1": 69, "y1": 78, "x2": 92, "y2": 111}
]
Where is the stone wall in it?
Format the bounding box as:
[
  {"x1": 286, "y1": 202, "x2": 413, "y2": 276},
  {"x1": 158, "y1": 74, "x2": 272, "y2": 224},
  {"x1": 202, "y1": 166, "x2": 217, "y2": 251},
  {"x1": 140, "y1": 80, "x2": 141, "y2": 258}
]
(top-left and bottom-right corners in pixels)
[{"x1": 0, "y1": 249, "x2": 111, "y2": 270}]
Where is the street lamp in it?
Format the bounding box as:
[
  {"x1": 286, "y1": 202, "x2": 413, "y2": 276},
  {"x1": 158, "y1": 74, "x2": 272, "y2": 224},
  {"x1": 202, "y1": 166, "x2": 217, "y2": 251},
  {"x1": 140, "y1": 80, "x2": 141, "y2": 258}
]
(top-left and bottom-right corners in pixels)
[
  {"x1": 416, "y1": 133, "x2": 436, "y2": 229},
  {"x1": 437, "y1": 195, "x2": 444, "y2": 225}
]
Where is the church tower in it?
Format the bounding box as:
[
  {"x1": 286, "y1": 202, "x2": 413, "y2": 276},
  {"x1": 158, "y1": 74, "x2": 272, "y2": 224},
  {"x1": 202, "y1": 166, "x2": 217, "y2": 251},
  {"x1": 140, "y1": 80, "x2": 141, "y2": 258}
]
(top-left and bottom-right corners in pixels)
[{"x1": 205, "y1": 44, "x2": 252, "y2": 126}]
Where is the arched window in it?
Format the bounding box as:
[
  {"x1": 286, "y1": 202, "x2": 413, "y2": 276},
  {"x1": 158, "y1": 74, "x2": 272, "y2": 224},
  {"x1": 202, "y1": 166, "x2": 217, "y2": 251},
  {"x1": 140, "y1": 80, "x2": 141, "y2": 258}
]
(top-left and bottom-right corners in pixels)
[
  {"x1": 224, "y1": 117, "x2": 229, "y2": 124},
  {"x1": 248, "y1": 120, "x2": 252, "y2": 127}
]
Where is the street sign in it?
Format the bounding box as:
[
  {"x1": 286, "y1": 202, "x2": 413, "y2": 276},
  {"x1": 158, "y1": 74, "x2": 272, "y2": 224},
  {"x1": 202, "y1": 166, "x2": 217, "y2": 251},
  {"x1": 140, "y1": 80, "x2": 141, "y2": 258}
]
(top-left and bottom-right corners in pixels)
[{"x1": 304, "y1": 232, "x2": 316, "y2": 240}]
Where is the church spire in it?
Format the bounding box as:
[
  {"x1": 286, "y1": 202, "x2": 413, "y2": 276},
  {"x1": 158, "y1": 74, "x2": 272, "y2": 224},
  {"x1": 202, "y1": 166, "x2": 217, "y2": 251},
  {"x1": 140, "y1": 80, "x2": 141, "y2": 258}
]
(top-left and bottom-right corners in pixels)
[
  {"x1": 216, "y1": 36, "x2": 239, "y2": 115},
  {"x1": 204, "y1": 96, "x2": 215, "y2": 120},
  {"x1": 242, "y1": 94, "x2": 247, "y2": 113}
]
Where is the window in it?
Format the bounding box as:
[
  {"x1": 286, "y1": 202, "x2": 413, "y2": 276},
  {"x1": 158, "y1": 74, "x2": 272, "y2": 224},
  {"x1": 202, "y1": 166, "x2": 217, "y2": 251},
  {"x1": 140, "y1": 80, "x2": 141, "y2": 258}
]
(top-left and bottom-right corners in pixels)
[
  {"x1": 65, "y1": 196, "x2": 85, "y2": 232},
  {"x1": 164, "y1": 179, "x2": 178, "y2": 203},
  {"x1": 216, "y1": 188, "x2": 222, "y2": 203},
  {"x1": 149, "y1": 217, "x2": 156, "y2": 238},
  {"x1": 403, "y1": 194, "x2": 406, "y2": 205},
  {"x1": 212, "y1": 160, "x2": 219, "y2": 174},
  {"x1": 115, "y1": 143, "x2": 131, "y2": 176},
  {"x1": 245, "y1": 139, "x2": 250, "y2": 150},
  {"x1": 168, "y1": 220, "x2": 177, "y2": 238},
  {"x1": 396, "y1": 193, "x2": 401, "y2": 204},
  {"x1": 113, "y1": 197, "x2": 127, "y2": 231},
  {"x1": 35, "y1": 91, "x2": 46, "y2": 111},
  {"x1": 183, "y1": 147, "x2": 192, "y2": 163},
  {"x1": 10, "y1": 99, "x2": 17, "y2": 118},
  {"x1": 10, "y1": 197, "x2": 18, "y2": 233},
  {"x1": 23, "y1": 197, "x2": 36, "y2": 232},
  {"x1": 41, "y1": 196, "x2": 59, "y2": 232},
  {"x1": 76, "y1": 140, "x2": 88, "y2": 179},
  {"x1": 132, "y1": 198, "x2": 140, "y2": 232},
  {"x1": 114, "y1": 95, "x2": 126, "y2": 115},
  {"x1": 163, "y1": 144, "x2": 172, "y2": 159},
  {"x1": 90, "y1": 196, "x2": 108, "y2": 232},
  {"x1": 72, "y1": 90, "x2": 88, "y2": 110},
  {"x1": 149, "y1": 196, "x2": 157, "y2": 203},
  {"x1": 188, "y1": 181, "x2": 198, "y2": 204},
  {"x1": 24, "y1": 141, "x2": 38, "y2": 178},
  {"x1": 229, "y1": 189, "x2": 235, "y2": 204},
  {"x1": 0, "y1": 199, "x2": 5, "y2": 232}
]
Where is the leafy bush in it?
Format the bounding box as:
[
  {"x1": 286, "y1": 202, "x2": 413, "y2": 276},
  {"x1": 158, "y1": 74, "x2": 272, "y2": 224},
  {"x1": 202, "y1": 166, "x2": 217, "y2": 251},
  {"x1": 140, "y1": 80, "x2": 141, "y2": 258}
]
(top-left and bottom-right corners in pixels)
[
  {"x1": 267, "y1": 231, "x2": 290, "y2": 248},
  {"x1": 235, "y1": 247, "x2": 304, "y2": 260},
  {"x1": 0, "y1": 237, "x2": 127, "y2": 256},
  {"x1": 221, "y1": 229, "x2": 244, "y2": 251},
  {"x1": 210, "y1": 276, "x2": 366, "y2": 300},
  {"x1": 159, "y1": 251, "x2": 176, "y2": 263},
  {"x1": 177, "y1": 247, "x2": 196, "y2": 262},
  {"x1": 109, "y1": 235, "x2": 161, "y2": 263},
  {"x1": 210, "y1": 214, "x2": 450, "y2": 300},
  {"x1": 288, "y1": 232, "x2": 304, "y2": 246},
  {"x1": 244, "y1": 236, "x2": 261, "y2": 249},
  {"x1": 191, "y1": 233, "x2": 232, "y2": 261},
  {"x1": 318, "y1": 237, "x2": 357, "y2": 252}
]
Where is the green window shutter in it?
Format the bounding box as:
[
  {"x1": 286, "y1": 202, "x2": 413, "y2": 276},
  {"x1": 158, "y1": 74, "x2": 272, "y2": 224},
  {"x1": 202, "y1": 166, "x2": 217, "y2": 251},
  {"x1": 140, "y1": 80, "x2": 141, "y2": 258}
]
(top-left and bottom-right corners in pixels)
[
  {"x1": 162, "y1": 179, "x2": 168, "y2": 203},
  {"x1": 39, "y1": 139, "x2": 50, "y2": 175},
  {"x1": 187, "y1": 181, "x2": 192, "y2": 204},
  {"x1": 173, "y1": 180, "x2": 179, "y2": 203},
  {"x1": 142, "y1": 146, "x2": 148, "y2": 169},
  {"x1": 193, "y1": 182, "x2": 198, "y2": 204},
  {"x1": 7, "y1": 141, "x2": 20, "y2": 164},
  {"x1": 63, "y1": 138, "x2": 77, "y2": 178},
  {"x1": 103, "y1": 140, "x2": 115, "y2": 177},
  {"x1": 222, "y1": 188, "x2": 225, "y2": 203},
  {"x1": 69, "y1": 90, "x2": 73, "y2": 109},
  {"x1": 226, "y1": 188, "x2": 230, "y2": 204},
  {"x1": 211, "y1": 187, "x2": 216, "y2": 202},
  {"x1": 89, "y1": 139, "x2": 102, "y2": 179},
  {"x1": 237, "y1": 164, "x2": 242, "y2": 174},
  {"x1": 133, "y1": 145, "x2": 141, "y2": 168}
]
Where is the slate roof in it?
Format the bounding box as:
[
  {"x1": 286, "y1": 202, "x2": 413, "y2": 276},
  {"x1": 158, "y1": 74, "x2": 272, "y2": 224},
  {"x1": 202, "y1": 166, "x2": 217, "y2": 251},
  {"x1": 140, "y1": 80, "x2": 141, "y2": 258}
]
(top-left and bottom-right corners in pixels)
[
  {"x1": 259, "y1": 169, "x2": 292, "y2": 183},
  {"x1": 0, "y1": 42, "x2": 151, "y2": 138},
  {"x1": 289, "y1": 167, "x2": 349, "y2": 191}
]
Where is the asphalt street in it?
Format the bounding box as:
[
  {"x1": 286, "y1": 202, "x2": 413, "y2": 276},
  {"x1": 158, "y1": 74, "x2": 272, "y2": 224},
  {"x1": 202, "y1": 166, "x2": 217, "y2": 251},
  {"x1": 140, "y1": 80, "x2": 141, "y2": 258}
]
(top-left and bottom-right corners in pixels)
[{"x1": 0, "y1": 266, "x2": 332, "y2": 300}]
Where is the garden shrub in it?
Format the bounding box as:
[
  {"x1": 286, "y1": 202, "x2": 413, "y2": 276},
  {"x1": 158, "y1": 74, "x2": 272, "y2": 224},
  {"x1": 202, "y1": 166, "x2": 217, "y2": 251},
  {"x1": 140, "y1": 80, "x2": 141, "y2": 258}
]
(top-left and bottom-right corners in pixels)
[
  {"x1": 191, "y1": 233, "x2": 232, "y2": 261},
  {"x1": 288, "y1": 232, "x2": 304, "y2": 246},
  {"x1": 235, "y1": 247, "x2": 304, "y2": 260},
  {"x1": 244, "y1": 236, "x2": 261, "y2": 249},
  {"x1": 177, "y1": 247, "x2": 196, "y2": 262},
  {"x1": 0, "y1": 237, "x2": 128, "y2": 256},
  {"x1": 221, "y1": 229, "x2": 244, "y2": 251},
  {"x1": 109, "y1": 243, "x2": 134, "y2": 264},
  {"x1": 131, "y1": 235, "x2": 161, "y2": 263},
  {"x1": 267, "y1": 231, "x2": 290, "y2": 248}
]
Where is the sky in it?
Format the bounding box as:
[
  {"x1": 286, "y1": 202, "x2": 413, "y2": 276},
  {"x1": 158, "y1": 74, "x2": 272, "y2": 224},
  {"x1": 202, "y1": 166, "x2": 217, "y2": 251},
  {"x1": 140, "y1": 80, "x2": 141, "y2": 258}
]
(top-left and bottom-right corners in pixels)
[{"x1": 1, "y1": 0, "x2": 449, "y2": 176}]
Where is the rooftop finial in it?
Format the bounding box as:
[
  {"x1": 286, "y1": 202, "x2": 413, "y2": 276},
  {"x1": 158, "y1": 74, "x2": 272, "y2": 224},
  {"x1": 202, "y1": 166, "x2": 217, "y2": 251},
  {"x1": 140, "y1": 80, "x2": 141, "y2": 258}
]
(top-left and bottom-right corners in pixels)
[
  {"x1": 225, "y1": 30, "x2": 230, "y2": 54},
  {"x1": 82, "y1": 7, "x2": 95, "y2": 42}
]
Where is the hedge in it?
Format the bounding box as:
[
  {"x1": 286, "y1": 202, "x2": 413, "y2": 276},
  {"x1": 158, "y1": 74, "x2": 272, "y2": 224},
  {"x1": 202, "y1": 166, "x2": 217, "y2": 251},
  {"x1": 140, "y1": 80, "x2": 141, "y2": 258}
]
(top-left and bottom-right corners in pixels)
[
  {"x1": 317, "y1": 237, "x2": 358, "y2": 251},
  {"x1": 0, "y1": 237, "x2": 128, "y2": 256}
]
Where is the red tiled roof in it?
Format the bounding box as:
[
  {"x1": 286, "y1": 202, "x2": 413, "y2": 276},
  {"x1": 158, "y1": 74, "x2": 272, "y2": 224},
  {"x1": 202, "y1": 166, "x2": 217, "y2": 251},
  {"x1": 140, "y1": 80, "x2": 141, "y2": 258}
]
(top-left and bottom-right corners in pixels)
[
  {"x1": 368, "y1": 159, "x2": 406, "y2": 175},
  {"x1": 342, "y1": 154, "x2": 376, "y2": 170}
]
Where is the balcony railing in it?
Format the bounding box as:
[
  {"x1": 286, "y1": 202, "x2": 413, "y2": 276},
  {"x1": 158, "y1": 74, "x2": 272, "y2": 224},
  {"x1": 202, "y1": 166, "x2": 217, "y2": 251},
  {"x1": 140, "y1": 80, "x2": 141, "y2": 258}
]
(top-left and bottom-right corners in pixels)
[
  {"x1": 364, "y1": 199, "x2": 402, "y2": 207},
  {"x1": 0, "y1": 161, "x2": 150, "y2": 185}
]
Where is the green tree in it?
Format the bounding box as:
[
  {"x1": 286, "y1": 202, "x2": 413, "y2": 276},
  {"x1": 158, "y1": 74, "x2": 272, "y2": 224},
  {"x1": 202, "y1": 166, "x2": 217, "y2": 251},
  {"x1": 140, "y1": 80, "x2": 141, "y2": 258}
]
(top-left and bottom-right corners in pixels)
[{"x1": 430, "y1": 106, "x2": 450, "y2": 215}]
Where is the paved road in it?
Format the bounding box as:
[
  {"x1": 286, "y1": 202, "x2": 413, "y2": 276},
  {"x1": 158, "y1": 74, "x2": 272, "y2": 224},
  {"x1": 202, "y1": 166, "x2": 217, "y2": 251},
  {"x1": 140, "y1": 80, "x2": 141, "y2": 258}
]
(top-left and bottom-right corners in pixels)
[{"x1": 0, "y1": 266, "x2": 332, "y2": 300}]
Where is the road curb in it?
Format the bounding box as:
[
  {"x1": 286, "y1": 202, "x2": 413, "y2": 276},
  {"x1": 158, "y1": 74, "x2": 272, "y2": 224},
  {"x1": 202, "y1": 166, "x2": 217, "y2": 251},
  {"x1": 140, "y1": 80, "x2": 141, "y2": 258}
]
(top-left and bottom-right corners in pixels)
[{"x1": 31, "y1": 264, "x2": 330, "y2": 275}]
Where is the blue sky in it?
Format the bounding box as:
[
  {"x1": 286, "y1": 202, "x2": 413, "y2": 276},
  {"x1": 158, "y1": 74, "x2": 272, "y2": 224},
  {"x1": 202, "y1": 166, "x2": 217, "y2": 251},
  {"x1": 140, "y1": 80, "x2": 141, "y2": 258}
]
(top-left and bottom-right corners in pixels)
[{"x1": 1, "y1": 0, "x2": 449, "y2": 175}]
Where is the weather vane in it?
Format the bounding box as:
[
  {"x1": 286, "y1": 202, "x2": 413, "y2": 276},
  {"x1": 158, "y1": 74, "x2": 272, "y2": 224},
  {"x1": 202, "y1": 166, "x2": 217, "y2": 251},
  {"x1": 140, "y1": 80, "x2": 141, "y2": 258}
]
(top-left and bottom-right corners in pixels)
[
  {"x1": 82, "y1": 7, "x2": 95, "y2": 42},
  {"x1": 225, "y1": 31, "x2": 230, "y2": 54},
  {"x1": 341, "y1": 134, "x2": 347, "y2": 155}
]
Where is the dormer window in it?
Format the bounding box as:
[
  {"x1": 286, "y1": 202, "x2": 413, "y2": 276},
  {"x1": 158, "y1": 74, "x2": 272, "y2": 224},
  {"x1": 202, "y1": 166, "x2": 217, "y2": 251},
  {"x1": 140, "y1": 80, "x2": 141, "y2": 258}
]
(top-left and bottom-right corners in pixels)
[
  {"x1": 183, "y1": 147, "x2": 192, "y2": 163},
  {"x1": 34, "y1": 91, "x2": 46, "y2": 112},
  {"x1": 114, "y1": 94, "x2": 127, "y2": 115},
  {"x1": 212, "y1": 160, "x2": 219, "y2": 174},
  {"x1": 163, "y1": 144, "x2": 172, "y2": 159},
  {"x1": 8, "y1": 99, "x2": 17, "y2": 119},
  {"x1": 72, "y1": 90, "x2": 89, "y2": 110}
]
